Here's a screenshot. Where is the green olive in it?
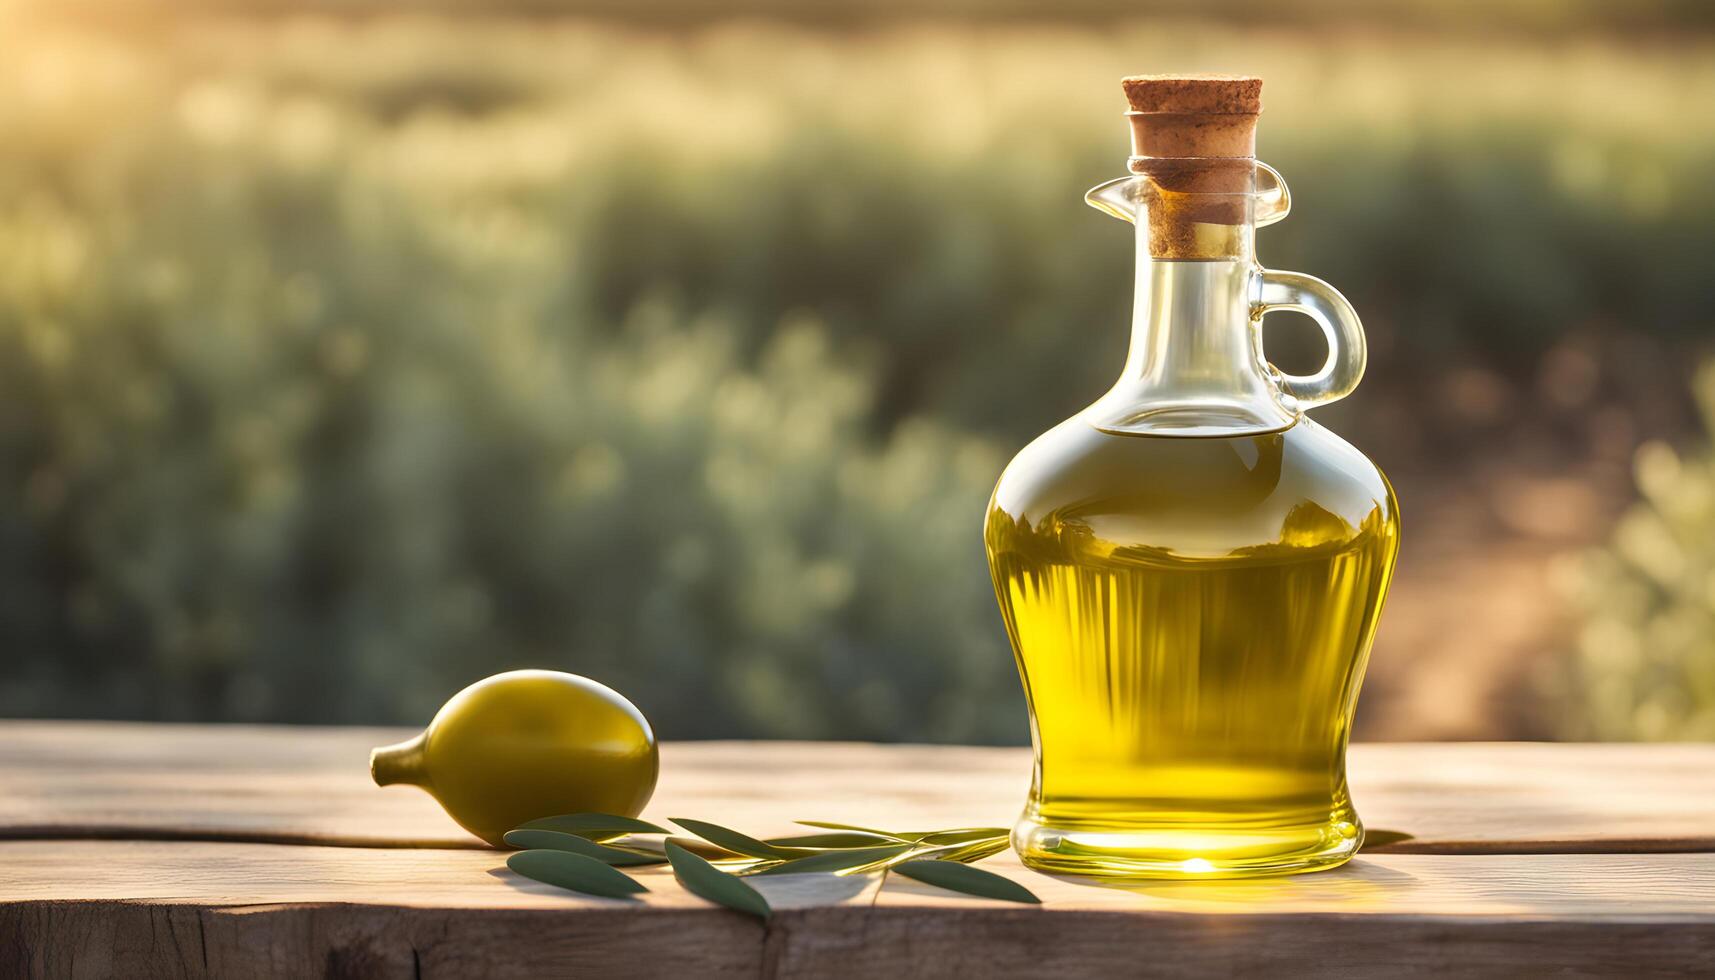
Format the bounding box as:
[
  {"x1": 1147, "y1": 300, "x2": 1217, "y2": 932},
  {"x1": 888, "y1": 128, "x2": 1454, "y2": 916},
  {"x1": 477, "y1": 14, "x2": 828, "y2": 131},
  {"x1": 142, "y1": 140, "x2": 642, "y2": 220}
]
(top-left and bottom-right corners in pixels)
[{"x1": 370, "y1": 669, "x2": 658, "y2": 846}]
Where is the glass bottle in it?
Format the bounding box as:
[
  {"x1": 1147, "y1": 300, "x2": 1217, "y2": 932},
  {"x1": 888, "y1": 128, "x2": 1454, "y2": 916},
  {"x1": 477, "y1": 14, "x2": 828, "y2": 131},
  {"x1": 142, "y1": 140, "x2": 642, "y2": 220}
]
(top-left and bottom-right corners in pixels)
[{"x1": 984, "y1": 76, "x2": 1401, "y2": 878}]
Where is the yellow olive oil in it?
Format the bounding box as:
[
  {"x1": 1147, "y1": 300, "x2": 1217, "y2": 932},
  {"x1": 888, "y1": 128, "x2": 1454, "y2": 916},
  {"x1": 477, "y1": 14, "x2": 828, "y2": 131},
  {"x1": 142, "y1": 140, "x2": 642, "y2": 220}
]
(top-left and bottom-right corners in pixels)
[{"x1": 986, "y1": 419, "x2": 1399, "y2": 877}]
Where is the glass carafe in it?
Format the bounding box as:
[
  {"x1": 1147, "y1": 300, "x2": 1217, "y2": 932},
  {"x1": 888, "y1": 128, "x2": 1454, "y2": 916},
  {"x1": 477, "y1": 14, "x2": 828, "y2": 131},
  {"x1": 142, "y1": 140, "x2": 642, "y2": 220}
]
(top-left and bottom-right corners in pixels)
[{"x1": 984, "y1": 82, "x2": 1401, "y2": 879}]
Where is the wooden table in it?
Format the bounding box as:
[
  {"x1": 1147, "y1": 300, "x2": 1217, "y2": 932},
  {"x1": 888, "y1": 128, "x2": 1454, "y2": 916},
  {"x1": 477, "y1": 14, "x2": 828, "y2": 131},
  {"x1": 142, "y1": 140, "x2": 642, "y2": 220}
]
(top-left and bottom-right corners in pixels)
[{"x1": 2, "y1": 722, "x2": 1711, "y2": 977}]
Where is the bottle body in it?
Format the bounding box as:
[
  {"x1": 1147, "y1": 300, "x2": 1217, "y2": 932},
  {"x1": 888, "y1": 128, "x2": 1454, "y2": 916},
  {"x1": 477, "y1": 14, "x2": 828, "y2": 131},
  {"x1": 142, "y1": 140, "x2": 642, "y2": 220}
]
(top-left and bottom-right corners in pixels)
[
  {"x1": 986, "y1": 415, "x2": 1399, "y2": 878},
  {"x1": 992, "y1": 104, "x2": 1399, "y2": 876}
]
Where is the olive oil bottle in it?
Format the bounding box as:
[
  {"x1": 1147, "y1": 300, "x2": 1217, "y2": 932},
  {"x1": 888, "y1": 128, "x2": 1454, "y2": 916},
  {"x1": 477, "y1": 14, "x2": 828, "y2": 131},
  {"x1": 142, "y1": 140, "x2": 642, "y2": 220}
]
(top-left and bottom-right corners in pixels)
[{"x1": 985, "y1": 76, "x2": 1400, "y2": 878}]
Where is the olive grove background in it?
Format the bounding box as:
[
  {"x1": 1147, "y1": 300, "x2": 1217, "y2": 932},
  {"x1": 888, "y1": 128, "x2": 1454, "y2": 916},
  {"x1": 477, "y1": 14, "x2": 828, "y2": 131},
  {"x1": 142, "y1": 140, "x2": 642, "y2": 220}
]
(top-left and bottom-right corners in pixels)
[{"x1": 2, "y1": 0, "x2": 1712, "y2": 740}]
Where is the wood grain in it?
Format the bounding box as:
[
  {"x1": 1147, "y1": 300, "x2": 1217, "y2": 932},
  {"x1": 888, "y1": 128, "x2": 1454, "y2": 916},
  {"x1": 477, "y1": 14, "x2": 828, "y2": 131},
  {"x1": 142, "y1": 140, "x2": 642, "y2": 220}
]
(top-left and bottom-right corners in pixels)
[
  {"x1": 3, "y1": 841, "x2": 1710, "y2": 917},
  {"x1": 1, "y1": 842, "x2": 1710, "y2": 978},
  {"x1": 1, "y1": 722, "x2": 1710, "y2": 853},
  {"x1": 3, "y1": 724, "x2": 1714, "y2": 977}
]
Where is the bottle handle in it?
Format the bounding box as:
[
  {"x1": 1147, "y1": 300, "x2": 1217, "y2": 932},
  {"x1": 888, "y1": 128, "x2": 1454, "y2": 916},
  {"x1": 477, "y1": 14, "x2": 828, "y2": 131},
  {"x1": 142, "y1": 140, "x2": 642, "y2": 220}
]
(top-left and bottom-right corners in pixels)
[{"x1": 1251, "y1": 268, "x2": 1367, "y2": 410}]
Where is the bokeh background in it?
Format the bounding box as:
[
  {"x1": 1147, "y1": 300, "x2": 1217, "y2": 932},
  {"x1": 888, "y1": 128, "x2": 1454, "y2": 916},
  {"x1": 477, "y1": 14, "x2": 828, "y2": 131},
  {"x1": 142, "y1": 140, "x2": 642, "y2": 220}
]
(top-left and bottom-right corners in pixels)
[{"x1": 2, "y1": 0, "x2": 1712, "y2": 742}]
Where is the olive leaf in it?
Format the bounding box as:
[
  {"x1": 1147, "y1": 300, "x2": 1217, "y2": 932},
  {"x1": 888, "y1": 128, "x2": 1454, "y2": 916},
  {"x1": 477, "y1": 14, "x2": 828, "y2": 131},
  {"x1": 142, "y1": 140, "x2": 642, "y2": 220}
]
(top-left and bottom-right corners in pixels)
[
  {"x1": 516, "y1": 813, "x2": 671, "y2": 839},
  {"x1": 670, "y1": 817, "x2": 795, "y2": 859},
  {"x1": 793, "y1": 822, "x2": 1008, "y2": 845},
  {"x1": 764, "y1": 831, "x2": 899, "y2": 849},
  {"x1": 507, "y1": 849, "x2": 649, "y2": 899},
  {"x1": 920, "y1": 836, "x2": 1009, "y2": 865},
  {"x1": 656, "y1": 834, "x2": 760, "y2": 863},
  {"x1": 664, "y1": 840, "x2": 772, "y2": 920},
  {"x1": 915, "y1": 828, "x2": 1009, "y2": 846},
  {"x1": 751, "y1": 843, "x2": 915, "y2": 876},
  {"x1": 892, "y1": 860, "x2": 1040, "y2": 905},
  {"x1": 722, "y1": 858, "x2": 787, "y2": 876},
  {"x1": 794, "y1": 821, "x2": 912, "y2": 840},
  {"x1": 502, "y1": 829, "x2": 667, "y2": 865}
]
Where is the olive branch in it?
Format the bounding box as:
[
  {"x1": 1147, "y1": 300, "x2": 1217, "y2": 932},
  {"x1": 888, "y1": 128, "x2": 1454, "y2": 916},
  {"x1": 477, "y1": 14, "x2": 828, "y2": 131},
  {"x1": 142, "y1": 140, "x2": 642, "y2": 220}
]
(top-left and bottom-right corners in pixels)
[{"x1": 502, "y1": 813, "x2": 1040, "y2": 918}]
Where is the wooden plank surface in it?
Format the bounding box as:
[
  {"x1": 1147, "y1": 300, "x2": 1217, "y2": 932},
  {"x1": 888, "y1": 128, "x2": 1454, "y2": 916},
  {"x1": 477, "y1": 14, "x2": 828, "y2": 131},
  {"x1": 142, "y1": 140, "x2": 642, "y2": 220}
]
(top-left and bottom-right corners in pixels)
[
  {"x1": 3, "y1": 841, "x2": 1711, "y2": 917},
  {"x1": 3, "y1": 722, "x2": 1714, "y2": 976},
  {"x1": 2, "y1": 721, "x2": 1711, "y2": 853},
  {"x1": 1, "y1": 842, "x2": 1711, "y2": 977}
]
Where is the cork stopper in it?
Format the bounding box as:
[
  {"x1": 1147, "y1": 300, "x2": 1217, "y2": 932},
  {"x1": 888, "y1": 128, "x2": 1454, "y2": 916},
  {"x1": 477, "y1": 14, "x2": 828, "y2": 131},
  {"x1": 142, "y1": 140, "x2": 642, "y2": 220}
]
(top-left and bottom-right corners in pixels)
[
  {"x1": 1122, "y1": 75, "x2": 1262, "y2": 115},
  {"x1": 1120, "y1": 75, "x2": 1263, "y2": 259},
  {"x1": 1122, "y1": 74, "x2": 1261, "y2": 159}
]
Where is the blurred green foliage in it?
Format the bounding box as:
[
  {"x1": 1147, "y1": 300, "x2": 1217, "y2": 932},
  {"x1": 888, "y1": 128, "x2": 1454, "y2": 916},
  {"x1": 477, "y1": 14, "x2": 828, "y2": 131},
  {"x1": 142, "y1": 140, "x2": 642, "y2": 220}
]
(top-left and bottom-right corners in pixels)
[
  {"x1": 1562, "y1": 363, "x2": 1715, "y2": 741},
  {"x1": 0, "y1": 15, "x2": 1711, "y2": 737}
]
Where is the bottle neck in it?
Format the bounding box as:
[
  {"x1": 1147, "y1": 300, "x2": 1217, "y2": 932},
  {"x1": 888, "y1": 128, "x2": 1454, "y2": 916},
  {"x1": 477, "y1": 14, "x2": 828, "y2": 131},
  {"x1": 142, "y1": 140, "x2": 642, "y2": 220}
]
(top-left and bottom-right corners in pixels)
[{"x1": 1085, "y1": 241, "x2": 1297, "y2": 438}]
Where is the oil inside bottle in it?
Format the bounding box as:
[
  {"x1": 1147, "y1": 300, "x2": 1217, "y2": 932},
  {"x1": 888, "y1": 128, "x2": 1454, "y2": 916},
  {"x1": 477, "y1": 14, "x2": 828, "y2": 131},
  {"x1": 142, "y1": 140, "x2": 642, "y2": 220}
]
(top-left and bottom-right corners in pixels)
[{"x1": 986, "y1": 418, "x2": 1399, "y2": 877}]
